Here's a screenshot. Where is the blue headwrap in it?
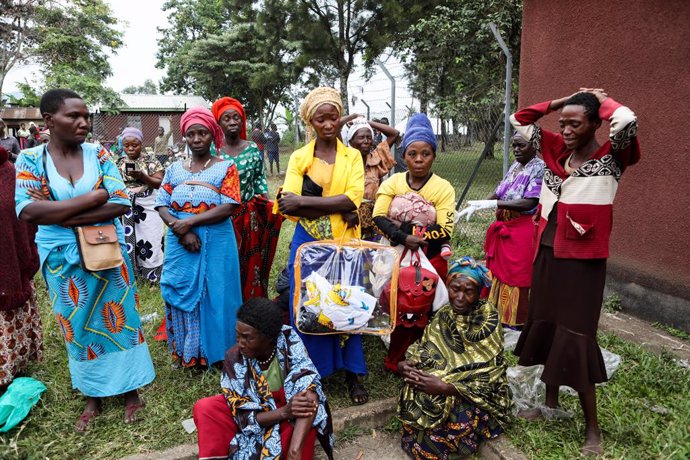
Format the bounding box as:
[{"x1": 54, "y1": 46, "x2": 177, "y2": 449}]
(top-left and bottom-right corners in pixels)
[
  {"x1": 447, "y1": 256, "x2": 492, "y2": 288},
  {"x1": 401, "y1": 113, "x2": 437, "y2": 154},
  {"x1": 121, "y1": 127, "x2": 144, "y2": 143}
]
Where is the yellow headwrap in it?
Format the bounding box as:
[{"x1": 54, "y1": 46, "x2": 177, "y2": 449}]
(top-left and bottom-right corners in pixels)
[{"x1": 299, "y1": 87, "x2": 344, "y2": 140}]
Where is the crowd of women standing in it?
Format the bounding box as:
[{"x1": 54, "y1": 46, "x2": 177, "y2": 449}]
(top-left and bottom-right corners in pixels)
[{"x1": 5, "y1": 83, "x2": 639, "y2": 458}]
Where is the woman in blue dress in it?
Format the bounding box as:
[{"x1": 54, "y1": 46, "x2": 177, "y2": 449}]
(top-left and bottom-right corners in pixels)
[
  {"x1": 15, "y1": 89, "x2": 155, "y2": 432},
  {"x1": 156, "y1": 107, "x2": 243, "y2": 368}
]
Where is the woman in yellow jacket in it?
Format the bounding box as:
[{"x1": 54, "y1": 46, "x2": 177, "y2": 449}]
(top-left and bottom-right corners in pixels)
[{"x1": 276, "y1": 87, "x2": 368, "y2": 405}]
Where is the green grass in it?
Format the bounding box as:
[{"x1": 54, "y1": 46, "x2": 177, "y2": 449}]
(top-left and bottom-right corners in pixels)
[{"x1": 506, "y1": 332, "x2": 690, "y2": 460}]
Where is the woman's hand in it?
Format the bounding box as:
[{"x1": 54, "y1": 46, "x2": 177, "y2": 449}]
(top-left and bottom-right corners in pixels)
[
  {"x1": 179, "y1": 232, "x2": 201, "y2": 252},
  {"x1": 126, "y1": 169, "x2": 147, "y2": 181},
  {"x1": 169, "y1": 218, "x2": 192, "y2": 237},
  {"x1": 27, "y1": 187, "x2": 49, "y2": 201},
  {"x1": 398, "y1": 360, "x2": 418, "y2": 380},
  {"x1": 404, "y1": 369, "x2": 455, "y2": 396},
  {"x1": 404, "y1": 234, "x2": 427, "y2": 250},
  {"x1": 277, "y1": 192, "x2": 303, "y2": 215},
  {"x1": 342, "y1": 211, "x2": 359, "y2": 229},
  {"x1": 282, "y1": 389, "x2": 318, "y2": 419}
]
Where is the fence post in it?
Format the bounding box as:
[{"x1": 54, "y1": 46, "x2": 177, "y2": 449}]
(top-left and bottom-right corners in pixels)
[
  {"x1": 361, "y1": 99, "x2": 370, "y2": 120},
  {"x1": 489, "y1": 23, "x2": 512, "y2": 176}
]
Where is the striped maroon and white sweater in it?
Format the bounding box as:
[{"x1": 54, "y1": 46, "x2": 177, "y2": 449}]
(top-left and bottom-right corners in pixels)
[{"x1": 510, "y1": 97, "x2": 640, "y2": 260}]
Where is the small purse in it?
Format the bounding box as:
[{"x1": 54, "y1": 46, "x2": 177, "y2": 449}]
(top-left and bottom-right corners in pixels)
[
  {"x1": 73, "y1": 225, "x2": 123, "y2": 271},
  {"x1": 42, "y1": 146, "x2": 123, "y2": 272}
]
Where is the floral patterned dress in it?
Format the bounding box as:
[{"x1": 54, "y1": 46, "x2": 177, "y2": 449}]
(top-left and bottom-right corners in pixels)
[{"x1": 116, "y1": 154, "x2": 167, "y2": 282}]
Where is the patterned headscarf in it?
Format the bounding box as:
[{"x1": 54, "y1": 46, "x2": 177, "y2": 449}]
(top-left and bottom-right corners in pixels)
[
  {"x1": 401, "y1": 113, "x2": 437, "y2": 154},
  {"x1": 299, "y1": 87, "x2": 343, "y2": 141},
  {"x1": 180, "y1": 107, "x2": 224, "y2": 150},
  {"x1": 447, "y1": 256, "x2": 492, "y2": 288},
  {"x1": 121, "y1": 127, "x2": 143, "y2": 143},
  {"x1": 344, "y1": 117, "x2": 374, "y2": 147},
  {"x1": 211, "y1": 97, "x2": 247, "y2": 140}
]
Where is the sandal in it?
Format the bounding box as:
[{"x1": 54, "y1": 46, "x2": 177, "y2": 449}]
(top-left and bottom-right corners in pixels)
[
  {"x1": 75, "y1": 408, "x2": 100, "y2": 433},
  {"x1": 346, "y1": 374, "x2": 369, "y2": 406},
  {"x1": 124, "y1": 401, "x2": 145, "y2": 424}
]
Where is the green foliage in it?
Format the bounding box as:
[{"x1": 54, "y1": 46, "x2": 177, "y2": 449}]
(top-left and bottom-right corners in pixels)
[
  {"x1": 396, "y1": 0, "x2": 522, "y2": 136},
  {"x1": 652, "y1": 322, "x2": 690, "y2": 342},
  {"x1": 602, "y1": 293, "x2": 623, "y2": 313},
  {"x1": 31, "y1": 0, "x2": 123, "y2": 109},
  {"x1": 122, "y1": 79, "x2": 159, "y2": 95},
  {"x1": 0, "y1": 0, "x2": 123, "y2": 108},
  {"x1": 7, "y1": 81, "x2": 41, "y2": 107}
]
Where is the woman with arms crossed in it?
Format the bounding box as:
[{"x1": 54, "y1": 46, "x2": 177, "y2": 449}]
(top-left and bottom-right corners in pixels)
[{"x1": 15, "y1": 89, "x2": 155, "y2": 431}]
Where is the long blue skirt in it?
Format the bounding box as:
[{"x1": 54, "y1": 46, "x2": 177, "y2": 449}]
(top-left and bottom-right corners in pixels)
[
  {"x1": 288, "y1": 224, "x2": 367, "y2": 377},
  {"x1": 160, "y1": 214, "x2": 242, "y2": 366}
]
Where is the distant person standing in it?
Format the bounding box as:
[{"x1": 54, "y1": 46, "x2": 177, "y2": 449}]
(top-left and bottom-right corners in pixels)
[
  {"x1": 264, "y1": 123, "x2": 281, "y2": 176},
  {"x1": 250, "y1": 123, "x2": 266, "y2": 169},
  {"x1": 17, "y1": 123, "x2": 30, "y2": 149},
  {"x1": 26, "y1": 126, "x2": 41, "y2": 148},
  {"x1": 0, "y1": 118, "x2": 20, "y2": 162},
  {"x1": 153, "y1": 116, "x2": 174, "y2": 163}
]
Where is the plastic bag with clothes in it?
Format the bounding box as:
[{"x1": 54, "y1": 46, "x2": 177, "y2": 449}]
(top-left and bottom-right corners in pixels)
[
  {"x1": 294, "y1": 240, "x2": 400, "y2": 335},
  {"x1": 503, "y1": 329, "x2": 622, "y2": 419}
]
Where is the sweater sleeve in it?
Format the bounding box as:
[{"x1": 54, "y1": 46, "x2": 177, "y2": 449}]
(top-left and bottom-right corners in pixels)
[
  {"x1": 598, "y1": 97, "x2": 640, "y2": 168},
  {"x1": 510, "y1": 101, "x2": 562, "y2": 157}
]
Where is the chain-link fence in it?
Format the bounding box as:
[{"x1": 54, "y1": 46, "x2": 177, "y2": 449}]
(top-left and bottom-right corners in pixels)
[{"x1": 91, "y1": 111, "x2": 187, "y2": 168}]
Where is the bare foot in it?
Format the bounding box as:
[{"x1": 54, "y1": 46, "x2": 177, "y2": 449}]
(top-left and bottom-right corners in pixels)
[
  {"x1": 124, "y1": 390, "x2": 145, "y2": 424},
  {"x1": 75, "y1": 397, "x2": 101, "y2": 433},
  {"x1": 581, "y1": 429, "x2": 602, "y2": 456}
]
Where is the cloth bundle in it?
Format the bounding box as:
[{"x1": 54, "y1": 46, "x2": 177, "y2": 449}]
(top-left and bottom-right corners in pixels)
[{"x1": 388, "y1": 192, "x2": 437, "y2": 226}]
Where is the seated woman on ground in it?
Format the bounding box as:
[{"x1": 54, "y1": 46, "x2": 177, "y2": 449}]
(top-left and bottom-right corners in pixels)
[
  {"x1": 373, "y1": 113, "x2": 456, "y2": 372},
  {"x1": 340, "y1": 114, "x2": 399, "y2": 241},
  {"x1": 398, "y1": 257, "x2": 512, "y2": 459},
  {"x1": 193, "y1": 298, "x2": 334, "y2": 460}
]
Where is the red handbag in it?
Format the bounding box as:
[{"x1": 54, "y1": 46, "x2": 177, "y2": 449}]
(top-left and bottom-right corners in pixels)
[{"x1": 380, "y1": 249, "x2": 438, "y2": 328}]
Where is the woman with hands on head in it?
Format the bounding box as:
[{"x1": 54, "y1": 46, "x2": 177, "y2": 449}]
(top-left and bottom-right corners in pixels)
[
  {"x1": 511, "y1": 88, "x2": 640, "y2": 456},
  {"x1": 457, "y1": 132, "x2": 544, "y2": 329},
  {"x1": 398, "y1": 257, "x2": 512, "y2": 459},
  {"x1": 341, "y1": 114, "x2": 399, "y2": 241},
  {"x1": 14, "y1": 89, "x2": 155, "y2": 432},
  {"x1": 155, "y1": 107, "x2": 243, "y2": 369},
  {"x1": 275, "y1": 87, "x2": 369, "y2": 406},
  {"x1": 193, "y1": 298, "x2": 334, "y2": 460}
]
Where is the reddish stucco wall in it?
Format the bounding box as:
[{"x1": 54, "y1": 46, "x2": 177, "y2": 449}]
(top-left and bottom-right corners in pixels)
[{"x1": 518, "y1": 0, "x2": 690, "y2": 300}]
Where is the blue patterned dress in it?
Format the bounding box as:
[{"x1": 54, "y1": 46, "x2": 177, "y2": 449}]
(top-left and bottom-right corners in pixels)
[
  {"x1": 14, "y1": 144, "x2": 155, "y2": 397},
  {"x1": 156, "y1": 160, "x2": 243, "y2": 367}
]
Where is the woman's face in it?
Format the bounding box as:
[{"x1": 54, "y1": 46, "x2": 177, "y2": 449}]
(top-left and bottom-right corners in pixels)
[
  {"x1": 447, "y1": 276, "x2": 480, "y2": 315},
  {"x1": 236, "y1": 321, "x2": 274, "y2": 360},
  {"x1": 122, "y1": 136, "x2": 142, "y2": 160},
  {"x1": 219, "y1": 109, "x2": 243, "y2": 137},
  {"x1": 349, "y1": 128, "x2": 373, "y2": 155},
  {"x1": 310, "y1": 104, "x2": 340, "y2": 142},
  {"x1": 185, "y1": 124, "x2": 213, "y2": 155},
  {"x1": 559, "y1": 104, "x2": 601, "y2": 151},
  {"x1": 404, "y1": 141, "x2": 435, "y2": 179},
  {"x1": 45, "y1": 98, "x2": 90, "y2": 144},
  {"x1": 512, "y1": 135, "x2": 535, "y2": 165}
]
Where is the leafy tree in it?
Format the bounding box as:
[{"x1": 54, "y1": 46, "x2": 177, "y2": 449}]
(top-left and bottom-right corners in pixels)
[
  {"x1": 0, "y1": 0, "x2": 123, "y2": 109},
  {"x1": 0, "y1": 0, "x2": 40, "y2": 101},
  {"x1": 122, "y1": 79, "x2": 159, "y2": 95},
  {"x1": 157, "y1": 0, "x2": 307, "y2": 128},
  {"x1": 395, "y1": 0, "x2": 522, "y2": 153}
]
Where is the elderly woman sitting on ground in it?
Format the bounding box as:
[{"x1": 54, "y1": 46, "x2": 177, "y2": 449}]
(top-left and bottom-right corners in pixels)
[
  {"x1": 397, "y1": 257, "x2": 513, "y2": 459},
  {"x1": 193, "y1": 298, "x2": 334, "y2": 460}
]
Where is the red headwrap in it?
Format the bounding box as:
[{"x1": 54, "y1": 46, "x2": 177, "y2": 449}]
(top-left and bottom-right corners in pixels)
[
  {"x1": 180, "y1": 107, "x2": 225, "y2": 150},
  {"x1": 211, "y1": 97, "x2": 247, "y2": 140}
]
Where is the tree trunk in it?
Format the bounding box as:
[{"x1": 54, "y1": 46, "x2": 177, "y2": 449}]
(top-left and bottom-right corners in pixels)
[
  {"x1": 440, "y1": 118, "x2": 447, "y2": 153},
  {"x1": 339, "y1": 71, "x2": 349, "y2": 114}
]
